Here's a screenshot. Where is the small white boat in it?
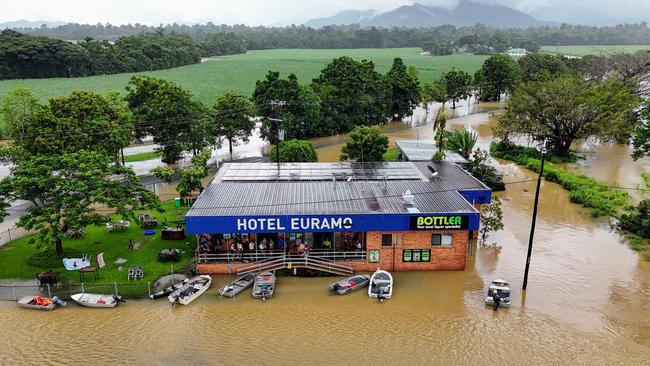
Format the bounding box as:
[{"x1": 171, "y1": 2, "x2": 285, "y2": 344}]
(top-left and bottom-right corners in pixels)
[
  {"x1": 168, "y1": 275, "x2": 212, "y2": 305},
  {"x1": 329, "y1": 275, "x2": 370, "y2": 295},
  {"x1": 485, "y1": 279, "x2": 511, "y2": 309},
  {"x1": 17, "y1": 295, "x2": 66, "y2": 310},
  {"x1": 252, "y1": 272, "x2": 276, "y2": 300},
  {"x1": 71, "y1": 293, "x2": 124, "y2": 308},
  {"x1": 219, "y1": 273, "x2": 256, "y2": 298},
  {"x1": 368, "y1": 269, "x2": 393, "y2": 302}
]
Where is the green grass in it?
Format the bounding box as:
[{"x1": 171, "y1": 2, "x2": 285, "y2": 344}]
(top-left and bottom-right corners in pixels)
[
  {"x1": 491, "y1": 141, "x2": 635, "y2": 218},
  {"x1": 383, "y1": 146, "x2": 400, "y2": 162},
  {"x1": 541, "y1": 45, "x2": 650, "y2": 56},
  {"x1": 0, "y1": 48, "x2": 487, "y2": 104},
  {"x1": 0, "y1": 200, "x2": 193, "y2": 284},
  {"x1": 123, "y1": 150, "x2": 162, "y2": 162}
]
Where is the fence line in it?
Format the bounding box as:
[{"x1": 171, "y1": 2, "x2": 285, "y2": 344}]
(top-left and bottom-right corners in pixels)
[
  {"x1": 0, "y1": 281, "x2": 156, "y2": 301},
  {"x1": 0, "y1": 226, "x2": 32, "y2": 247}
]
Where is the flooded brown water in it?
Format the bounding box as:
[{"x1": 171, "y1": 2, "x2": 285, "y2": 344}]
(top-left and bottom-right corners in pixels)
[{"x1": 2, "y1": 101, "x2": 650, "y2": 365}]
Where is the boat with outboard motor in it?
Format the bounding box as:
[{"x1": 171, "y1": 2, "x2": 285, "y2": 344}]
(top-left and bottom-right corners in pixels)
[
  {"x1": 17, "y1": 295, "x2": 66, "y2": 310},
  {"x1": 71, "y1": 293, "x2": 124, "y2": 308},
  {"x1": 252, "y1": 271, "x2": 276, "y2": 300},
  {"x1": 484, "y1": 279, "x2": 511, "y2": 309},
  {"x1": 368, "y1": 269, "x2": 393, "y2": 302},
  {"x1": 329, "y1": 275, "x2": 370, "y2": 295},
  {"x1": 219, "y1": 273, "x2": 256, "y2": 298},
  {"x1": 168, "y1": 275, "x2": 212, "y2": 305}
]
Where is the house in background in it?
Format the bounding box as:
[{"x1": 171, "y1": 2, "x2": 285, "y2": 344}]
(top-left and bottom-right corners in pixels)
[{"x1": 504, "y1": 48, "x2": 530, "y2": 58}]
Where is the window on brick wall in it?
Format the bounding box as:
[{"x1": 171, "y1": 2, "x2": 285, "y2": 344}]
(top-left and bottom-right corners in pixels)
[
  {"x1": 403, "y1": 249, "x2": 431, "y2": 262},
  {"x1": 381, "y1": 234, "x2": 393, "y2": 247},
  {"x1": 431, "y1": 234, "x2": 453, "y2": 246}
]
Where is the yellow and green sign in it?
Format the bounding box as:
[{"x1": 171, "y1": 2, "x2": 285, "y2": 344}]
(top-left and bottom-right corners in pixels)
[{"x1": 409, "y1": 215, "x2": 468, "y2": 230}]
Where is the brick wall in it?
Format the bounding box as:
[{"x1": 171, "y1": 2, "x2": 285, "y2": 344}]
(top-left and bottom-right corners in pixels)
[{"x1": 197, "y1": 229, "x2": 468, "y2": 275}]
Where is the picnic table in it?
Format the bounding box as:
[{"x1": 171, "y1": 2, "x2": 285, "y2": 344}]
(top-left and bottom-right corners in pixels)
[{"x1": 106, "y1": 220, "x2": 130, "y2": 232}]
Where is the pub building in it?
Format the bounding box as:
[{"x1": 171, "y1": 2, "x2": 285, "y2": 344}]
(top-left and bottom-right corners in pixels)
[{"x1": 186, "y1": 160, "x2": 491, "y2": 274}]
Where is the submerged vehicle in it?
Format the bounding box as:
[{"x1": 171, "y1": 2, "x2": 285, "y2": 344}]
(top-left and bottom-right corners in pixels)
[
  {"x1": 484, "y1": 279, "x2": 511, "y2": 309},
  {"x1": 168, "y1": 275, "x2": 212, "y2": 305},
  {"x1": 368, "y1": 269, "x2": 393, "y2": 302},
  {"x1": 71, "y1": 293, "x2": 124, "y2": 308},
  {"x1": 219, "y1": 273, "x2": 256, "y2": 298},
  {"x1": 17, "y1": 295, "x2": 66, "y2": 310},
  {"x1": 252, "y1": 272, "x2": 276, "y2": 300},
  {"x1": 329, "y1": 275, "x2": 370, "y2": 295}
]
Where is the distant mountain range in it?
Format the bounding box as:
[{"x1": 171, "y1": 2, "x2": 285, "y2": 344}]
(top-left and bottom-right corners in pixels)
[
  {"x1": 305, "y1": 0, "x2": 554, "y2": 28},
  {"x1": 0, "y1": 19, "x2": 67, "y2": 29}
]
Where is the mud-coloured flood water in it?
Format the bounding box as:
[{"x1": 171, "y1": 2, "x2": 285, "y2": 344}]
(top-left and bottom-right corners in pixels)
[{"x1": 2, "y1": 100, "x2": 650, "y2": 365}]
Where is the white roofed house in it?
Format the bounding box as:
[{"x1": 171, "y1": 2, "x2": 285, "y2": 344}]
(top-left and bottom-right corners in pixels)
[{"x1": 504, "y1": 48, "x2": 530, "y2": 58}]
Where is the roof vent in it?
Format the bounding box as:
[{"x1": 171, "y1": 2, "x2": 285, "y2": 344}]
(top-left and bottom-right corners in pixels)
[{"x1": 402, "y1": 190, "x2": 416, "y2": 209}]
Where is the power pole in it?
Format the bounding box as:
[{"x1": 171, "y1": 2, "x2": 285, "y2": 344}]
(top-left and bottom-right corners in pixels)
[
  {"x1": 269, "y1": 99, "x2": 286, "y2": 173},
  {"x1": 522, "y1": 141, "x2": 546, "y2": 290}
]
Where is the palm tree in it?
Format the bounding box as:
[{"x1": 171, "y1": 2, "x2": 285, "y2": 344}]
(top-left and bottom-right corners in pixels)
[{"x1": 447, "y1": 129, "x2": 478, "y2": 159}]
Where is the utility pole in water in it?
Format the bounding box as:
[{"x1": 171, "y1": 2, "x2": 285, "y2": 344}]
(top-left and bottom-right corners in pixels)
[
  {"x1": 269, "y1": 99, "x2": 286, "y2": 173},
  {"x1": 522, "y1": 141, "x2": 546, "y2": 290}
]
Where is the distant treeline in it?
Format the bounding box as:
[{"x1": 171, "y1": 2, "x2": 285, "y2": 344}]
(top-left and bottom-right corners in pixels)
[
  {"x1": 12, "y1": 22, "x2": 650, "y2": 47},
  {"x1": 0, "y1": 30, "x2": 246, "y2": 79}
]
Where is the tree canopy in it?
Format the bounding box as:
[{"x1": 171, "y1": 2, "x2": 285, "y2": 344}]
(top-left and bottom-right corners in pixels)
[
  {"x1": 0, "y1": 151, "x2": 160, "y2": 255},
  {"x1": 340, "y1": 125, "x2": 389, "y2": 162},
  {"x1": 632, "y1": 101, "x2": 650, "y2": 161},
  {"x1": 440, "y1": 69, "x2": 472, "y2": 109},
  {"x1": 2, "y1": 89, "x2": 133, "y2": 161},
  {"x1": 269, "y1": 139, "x2": 318, "y2": 162},
  {"x1": 385, "y1": 57, "x2": 421, "y2": 120},
  {"x1": 518, "y1": 53, "x2": 569, "y2": 82},
  {"x1": 497, "y1": 76, "x2": 639, "y2": 155},
  {"x1": 125, "y1": 75, "x2": 207, "y2": 163},
  {"x1": 212, "y1": 92, "x2": 255, "y2": 160},
  {"x1": 474, "y1": 54, "x2": 522, "y2": 101}
]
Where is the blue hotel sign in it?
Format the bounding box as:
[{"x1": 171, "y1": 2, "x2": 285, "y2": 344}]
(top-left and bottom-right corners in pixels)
[{"x1": 186, "y1": 213, "x2": 480, "y2": 234}]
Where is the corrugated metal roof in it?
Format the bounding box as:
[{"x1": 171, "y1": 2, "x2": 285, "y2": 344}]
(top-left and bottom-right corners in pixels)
[
  {"x1": 395, "y1": 139, "x2": 468, "y2": 163},
  {"x1": 187, "y1": 161, "x2": 488, "y2": 217}
]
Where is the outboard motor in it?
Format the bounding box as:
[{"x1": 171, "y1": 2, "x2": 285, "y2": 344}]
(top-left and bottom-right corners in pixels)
[
  {"x1": 52, "y1": 296, "x2": 67, "y2": 307},
  {"x1": 113, "y1": 295, "x2": 125, "y2": 303},
  {"x1": 492, "y1": 290, "x2": 501, "y2": 311}
]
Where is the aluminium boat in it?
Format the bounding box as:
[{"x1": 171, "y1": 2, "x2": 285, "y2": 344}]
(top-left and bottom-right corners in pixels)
[
  {"x1": 17, "y1": 295, "x2": 66, "y2": 310},
  {"x1": 484, "y1": 279, "x2": 511, "y2": 309},
  {"x1": 329, "y1": 275, "x2": 370, "y2": 295},
  {"x1": 252, "y1": 272, "x2": 276, "y2": 300},
  {"x1": 219, "y1": 273, "x2": 256, "y2": 298},
  {"x1": 168, "y1": 275, "x2": 212, "y2": 305},
  {"x1": 71, "y1": 293, "x2": 124, "y2": 308}
]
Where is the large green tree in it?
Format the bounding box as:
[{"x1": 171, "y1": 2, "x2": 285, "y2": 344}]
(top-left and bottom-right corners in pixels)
[
  {"x1": 125, "y1": 75, "x2": 207, "y2": 163},
  {"x1": 0, "y1": 87, "x2": 40, "y2": 137},
  {"x1": 518, "y1": 53, "x2": 569, "y2": 82},
  {"x1": 440, "y1": 69, "x2": 472, "y2": 109},
  {"x1": 340, "y1": 125, "x2": 389, "y2": 162},
  {"x1": 632, "y1": 101, "x2": 650, "y2": 161},
  {"x1": 212, "y1": 92, "x2": 255, "y2": 160},
  {"x1": 385, "y1": 57, "x2": 421, "y2": 120},
  {"x1": 0, "y1": 151, "x2": 160, "y2": 256},
  {"x1": 2, "y1": 90, "x2": 133, "y2": 162},
  {"x1": 312, "y1": 57, "x2": 390, "y2": 133},
  {"x1": 269, "y1": 140, "x2": 318, "y2": 163},
  {"x1": 497, "y1": 76, "x2": 639, "y2": 156},
  {"x1": 475, "y1": 54, "x2": 522, "y2": 101}
]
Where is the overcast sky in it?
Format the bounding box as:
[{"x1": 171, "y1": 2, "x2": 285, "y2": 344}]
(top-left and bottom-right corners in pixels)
[{"x1": 1, "y1": 0, "x2": 648, "y2": 26}]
